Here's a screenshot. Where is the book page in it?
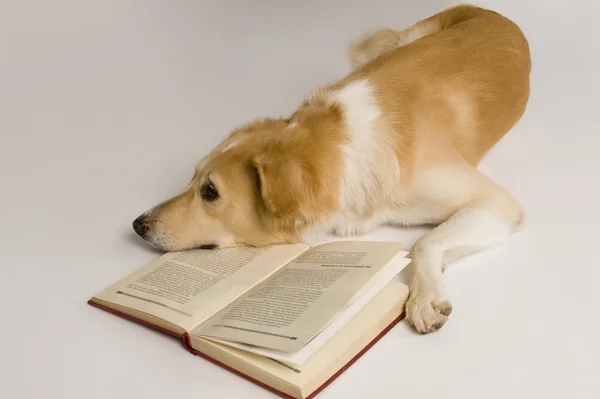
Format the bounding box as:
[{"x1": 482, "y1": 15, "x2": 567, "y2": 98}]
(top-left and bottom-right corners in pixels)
[
  {"x1": 92, "y1": 244, "x2": 309, "y2": 332},
  {"x1": 192, "y1": 241, "x2": 406, "y2": 352},
  {"x1": 187, "y1": 278, "x2": 410, "y2": 399},
  {"x1": 200, "y1": 253, "x2": 410, "y2": 365}
]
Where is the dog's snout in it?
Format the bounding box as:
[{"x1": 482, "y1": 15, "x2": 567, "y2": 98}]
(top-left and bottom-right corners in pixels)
[{"x1": 133, "y1": 216, "x2": 151, "y2": 237}]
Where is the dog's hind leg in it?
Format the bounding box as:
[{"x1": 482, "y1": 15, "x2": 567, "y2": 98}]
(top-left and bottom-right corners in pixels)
[{"x1": 405, "y1": 170, "x2": 525, "y2": 333}]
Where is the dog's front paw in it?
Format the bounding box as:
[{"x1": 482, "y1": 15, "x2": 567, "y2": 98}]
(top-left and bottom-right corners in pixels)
[{"x1": 406, "y1": 279, "x2": 452, "y2": 334}]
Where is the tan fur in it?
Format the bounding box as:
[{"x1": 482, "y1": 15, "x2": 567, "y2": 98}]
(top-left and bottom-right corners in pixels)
[{"x1": 133, "y1": 4, "x2": 531, "y2": 333}]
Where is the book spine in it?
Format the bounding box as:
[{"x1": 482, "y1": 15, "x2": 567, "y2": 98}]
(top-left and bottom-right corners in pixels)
[
  {"x1": 88, "y1": 299, "x2": 405, "y2": 399},
  {"x1": 182, "y1": 332, "x2": 297, "y2": 399},
  {"x1": 88, "y1": 301, "x2": 295, "y2": 399},
  {"x1": 182, "y1": 312, "x2": 405, "y2": 399}
]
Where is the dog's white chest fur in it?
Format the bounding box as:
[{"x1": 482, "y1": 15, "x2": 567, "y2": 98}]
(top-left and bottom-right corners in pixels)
[
  {"x1": 299, "y1": 79, "x2": 408, "y2": 244},
  {"x1": 333, "y1": 80, "x2": 401, "y2": 213}
]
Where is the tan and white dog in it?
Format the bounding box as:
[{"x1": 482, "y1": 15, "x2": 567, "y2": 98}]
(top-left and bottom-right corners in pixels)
[{"x1": 132, "y1": 4, "x2": 531, "y2": 333}]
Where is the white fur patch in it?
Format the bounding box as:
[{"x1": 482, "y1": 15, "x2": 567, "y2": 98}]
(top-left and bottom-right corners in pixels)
[{"x1": 331, "y1": 79, "x2": 400, "y2": 215}]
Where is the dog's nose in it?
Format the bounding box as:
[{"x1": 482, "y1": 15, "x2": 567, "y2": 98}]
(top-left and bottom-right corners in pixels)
[{"x1": 133, "y1": 216, "x2": 151, "y2": 237}]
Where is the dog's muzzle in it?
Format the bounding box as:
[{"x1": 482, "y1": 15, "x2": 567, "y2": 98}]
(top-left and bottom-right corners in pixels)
[{"x1": 132, "y1": 215, "x2": 151, "y2": 237}]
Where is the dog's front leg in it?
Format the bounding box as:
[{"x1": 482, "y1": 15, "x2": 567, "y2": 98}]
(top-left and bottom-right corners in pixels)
[{"x1": 406, "y1": 183, "x2": 525, "y2": 333}]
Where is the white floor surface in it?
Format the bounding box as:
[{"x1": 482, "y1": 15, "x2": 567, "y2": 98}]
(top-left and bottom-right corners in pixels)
[{"x1": 1, "y1": 1, "x2": 599, "y2": 398}]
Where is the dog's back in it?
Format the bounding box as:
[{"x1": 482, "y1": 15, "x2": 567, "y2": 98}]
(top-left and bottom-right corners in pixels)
[{"x1": 345, "y1": 5, "x2": 531, "y2": 167}]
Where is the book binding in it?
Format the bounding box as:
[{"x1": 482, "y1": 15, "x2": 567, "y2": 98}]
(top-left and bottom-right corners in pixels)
[{"x1": 87, "y1": 300, "x2": 404, "y2": 399}]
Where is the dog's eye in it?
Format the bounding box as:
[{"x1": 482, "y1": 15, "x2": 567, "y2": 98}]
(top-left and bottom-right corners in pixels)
[{"x1": 201, "y1": 182, "x2": 219, "y2": 201}]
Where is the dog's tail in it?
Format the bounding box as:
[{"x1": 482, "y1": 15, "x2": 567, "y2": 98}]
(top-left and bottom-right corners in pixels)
[{"x1": 348, "y1": 4, "x2": 488, "y2": 69}]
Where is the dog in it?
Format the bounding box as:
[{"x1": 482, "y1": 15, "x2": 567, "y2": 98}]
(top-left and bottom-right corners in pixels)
[{"x1": 131, "y1": 4, "x2": 531, "y2": 333}]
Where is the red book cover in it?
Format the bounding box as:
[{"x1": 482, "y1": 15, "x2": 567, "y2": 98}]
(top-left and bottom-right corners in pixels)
[{"x1": 88, "y1": 300, "x2": 404, "y2": 399}]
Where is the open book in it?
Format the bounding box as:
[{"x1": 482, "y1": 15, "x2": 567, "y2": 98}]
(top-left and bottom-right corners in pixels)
[{"x1": 89, "y1": 241, "x2": 411, "y2": 399}]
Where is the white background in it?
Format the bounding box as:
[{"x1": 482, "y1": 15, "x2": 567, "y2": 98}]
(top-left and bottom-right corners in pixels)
[{"x1": 1, "y1": 1, "x2": 599, "y2": 398}]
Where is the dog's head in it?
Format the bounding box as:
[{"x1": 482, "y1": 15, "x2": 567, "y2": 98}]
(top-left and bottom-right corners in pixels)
[{"x1": 132, "y1": 116, "x2": 342, "y2": 252}]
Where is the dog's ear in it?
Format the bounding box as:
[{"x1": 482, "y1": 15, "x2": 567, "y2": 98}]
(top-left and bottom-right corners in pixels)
[{"x1": 251, "y1": 154, "x2": 312, "y2": 218}]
